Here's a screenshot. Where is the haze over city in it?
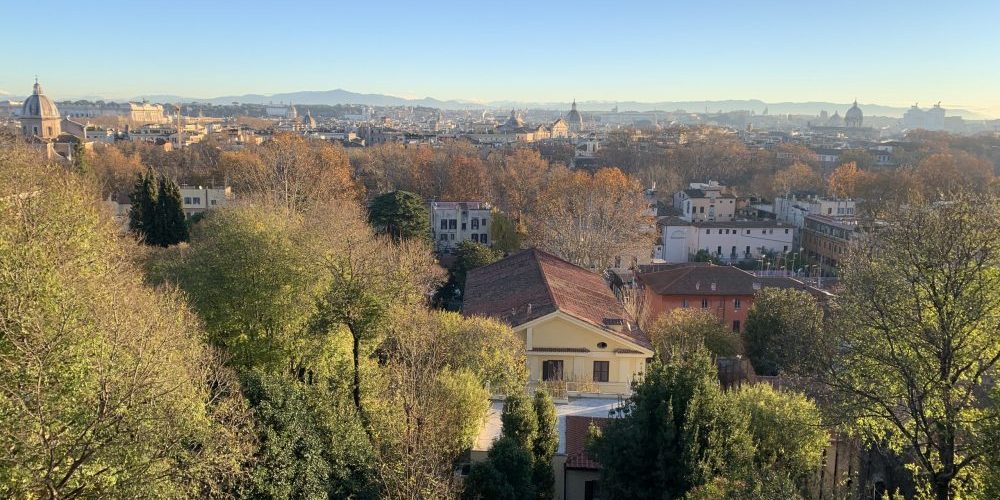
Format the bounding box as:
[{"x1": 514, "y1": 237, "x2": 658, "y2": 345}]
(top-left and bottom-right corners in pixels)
[{"x1": 3, "y1": 0, "x2": 999, "y2": 116}]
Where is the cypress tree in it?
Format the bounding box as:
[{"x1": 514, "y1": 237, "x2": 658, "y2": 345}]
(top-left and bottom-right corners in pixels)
[
  {"x1": 153, "y1": 176, "x2": 189, "y2": 246},
  {"x1": 532, "y1": 390, "x2": 558, "y2": 500},
  {"x1": 128, "y1": 171, "x2": 157, "y2": 242}
]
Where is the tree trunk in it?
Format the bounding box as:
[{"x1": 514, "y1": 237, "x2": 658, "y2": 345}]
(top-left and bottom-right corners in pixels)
[
  {"x1": 350, "y1": 327, "x2": 374, "y2": 441},
  {"x1": 934, "y1": 478, "x2": 950, "y2": 500}
]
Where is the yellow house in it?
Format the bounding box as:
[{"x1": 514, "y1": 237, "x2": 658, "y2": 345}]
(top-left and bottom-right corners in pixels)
[{"x1": 463, "y1": 249, "x2": 653, "y2": 397}]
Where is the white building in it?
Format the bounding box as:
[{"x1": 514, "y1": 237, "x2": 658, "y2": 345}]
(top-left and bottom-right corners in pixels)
[
  {"x1": 658, "y1": 216, "x2": 795, "y2": 264},
  {"x1": 430, "y1": 201, "x2": 492, "y2": 252},
  {"x1": 179, "y1": 186, "x2": 234, "y2": 218},
  {"x1": 774, "y1": 196, "x2": 856, "y2": 228},
  {"x1": 672, "y1": 181, "x2": 737, "y2": 222}
]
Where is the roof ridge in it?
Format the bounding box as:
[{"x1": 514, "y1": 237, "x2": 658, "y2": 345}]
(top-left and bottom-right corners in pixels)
[
  {"x1": 531, "y1": 249, "x2": 562, "y2": 311},
  {"x1": 656, "y1": 265, "x2": 695, "y2": 292}
]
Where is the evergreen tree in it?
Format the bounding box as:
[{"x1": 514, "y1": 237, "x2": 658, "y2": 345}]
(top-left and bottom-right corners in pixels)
[
  {"x1": 128, "y1": 170, "x2": 157, "y2": 241},
  {"x1": 153, "y1": 175, "x2": 189, "y2": 246},
  {"x1": 367, "y1": 190, "x2": 430, "y2": 242},
  {"x1": 500, "y1": 391, "x2": 538, "y2": 450},
  {"x1": 462, "y1": 437, "x2": 534, "y2": 500},
  {"x1": 532, "y1": 390, "x2": 558, "y2": 500}
]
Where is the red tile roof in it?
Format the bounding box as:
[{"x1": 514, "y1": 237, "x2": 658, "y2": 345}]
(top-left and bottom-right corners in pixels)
[
  {"x1": 463, "y1": 248, "x2": 651, "y2": 349},
  {"x1": 565, "y1": 416, "x2": 610, "y2": 470},
  {"x1": 638, "y1": 264, "x2": 822, "y2": 297}
]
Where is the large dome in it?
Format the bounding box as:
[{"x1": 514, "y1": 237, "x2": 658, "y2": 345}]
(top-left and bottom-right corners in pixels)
[
  {"x1": 845, "y1": 100, "x2": 863, "y2": 127},
  {"x1": 21, "y1": 81, "x2": 60, "y2": 119},
  {"x1": 566, "y1": 99, "x2": 583, "y2": 127}
]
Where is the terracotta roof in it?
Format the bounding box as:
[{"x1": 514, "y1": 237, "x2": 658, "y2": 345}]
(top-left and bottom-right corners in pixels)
[
  {"x1": 565, "y1": 416, "x2": 609, "y2": 470},
  {"x1": 638, "y1": 264, "x2": 819, "y2": 297},
  {"x1": 463, "y1": 248, "x2": 651, "y2": 349}
]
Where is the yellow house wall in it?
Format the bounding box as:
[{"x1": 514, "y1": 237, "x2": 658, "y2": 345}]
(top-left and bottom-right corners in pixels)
[{"x1": 517, "y1": 315, "x2": 647, "y2": 394}]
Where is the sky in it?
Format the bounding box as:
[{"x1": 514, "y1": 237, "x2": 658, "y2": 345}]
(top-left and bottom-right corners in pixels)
[{"x1": 3, "y1": 0, "x2": 999, "y2": 116}]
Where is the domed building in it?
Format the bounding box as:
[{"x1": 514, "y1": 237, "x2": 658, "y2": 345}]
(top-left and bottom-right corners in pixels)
[
  {"x1": 845, "y1": 100, "x2": 863, "y2": 128},
  {"x1": 20, "y1": 79, "x2": 62, "y2": 140},
  {"x1": 566, "y1": 99, "x2": 583, "y2": 133},
  {"x1": 499, "y1": 109, "x2": 525, "y2": 131}
]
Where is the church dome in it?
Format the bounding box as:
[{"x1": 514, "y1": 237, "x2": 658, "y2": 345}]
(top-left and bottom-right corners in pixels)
[
  {"x1": 845, "y1": 100, "x2": 863, "y2": 127},
  {"x1": 21, "y1": 80, "x2": 60, "y2": 119},
  {"x1": 503, "y1": 109, "x2": 524, "y2": 129},
  {"x1": 566, "y1": 99, "x2": 583, "y2": 128}
]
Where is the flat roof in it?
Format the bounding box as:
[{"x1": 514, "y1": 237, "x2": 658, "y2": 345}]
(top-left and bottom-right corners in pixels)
[{"x1": 473, "y1": 397, "x2": 619, "y2": 453}]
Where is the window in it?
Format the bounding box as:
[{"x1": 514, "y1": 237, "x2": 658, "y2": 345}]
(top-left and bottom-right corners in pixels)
[
  {"x1": 732, "y1": 320, "x2": 741, "y2": 332},
  {"x1": 716, "y1": 246, "x2": 722, "y2": 255},
  {"x1": 471, "y1": 233, "x2": 479, "y2": 243},
  {"x1": 440, "y1": 220, "x2": 448, "y2": 230},
  {"x1": 461, "y1": 222, "x2": 466, "y2": 231},
  {"x1": 439, "y1": 234, "x2": 447, "y2": 241},
  {"x1": 193, "y1": 197, "x2": 201, "y2": 205},
  {"x1": 746, "y1": 229, "x2": 750, "y2": 234},
  {"x1": 734, "y1": 298, "x2": 741, "y2": 309},
  {"x1": 471, "y1": 218, "x2": 479, "y2": 229},
  {"x1": 210, "y1": 199, "x2": 217, "y2": 205},
  {"x1": 745, "y1": 245, "x2": 751, "y2": 255},
  {"x1": 480, "y1": 234, "x2": 488, "y2": 245},
  {"x1": 449, "y1": 233, "x2": 455, "y2": 240},
  {"x1": 597, "y1": 342, "x2": 607, "y2": 349},
  {"x1": 701, "y1": 298, "x2": 709, "y2": 309},
  {"x1": 783, "y1": 245, "x2": 789, "y2": 252},
  {"x1": 481, "y1": 218, "x2": 488, "y2": 226},
  {"x1": 593, "y1": 361, "x2": 610, "y2": 382},
  {"x1": 184, "y1": 197, "x2": 192, "y2": 204},
  {"x1": 449, "y1": 219, "x2": 457, "y2": 230},
  {"x1": 785, "y1": 228, "x2": 789, "y2": 234},
  {"x1": 762, "y1": 230, "x2": 766, "y2": 234},
  {"x1": 542, "y1": 360, "x2": 564, "y2": 381},
  {"x1": 47, "y1": 126, "x2": 53, "y2": 136},
  {"x1": 682, "y1": 299, "x2": 688, "y2": 308},
  {"x1": 705, "y1": 229, "x2": 710, "y2": 234},
  {"x1": 584, "y1": 480, "x2": 601, "y2": 500},
  {"x1": 699, "y1": 206, "x2": 705, "y2": 213},
  {"x1": 718, "y1": 229, "x2": 722, "y2": 235}
]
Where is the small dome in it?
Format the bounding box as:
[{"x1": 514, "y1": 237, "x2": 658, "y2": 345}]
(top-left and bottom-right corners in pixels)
[
  {"x1": 503, "y1": 109, "x2": 524, "y2": 129},
  {"x1": 21, "y1": 80, "x2": 60, "y2": 119}
]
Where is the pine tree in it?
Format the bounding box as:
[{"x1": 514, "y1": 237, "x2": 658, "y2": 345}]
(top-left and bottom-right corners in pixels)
[
  {"x1": 128, "y1": 171, "x2": 157, "y2": 242},
  {"x1": 153, "y1": 176, "x2": 189, "y2": 246}
]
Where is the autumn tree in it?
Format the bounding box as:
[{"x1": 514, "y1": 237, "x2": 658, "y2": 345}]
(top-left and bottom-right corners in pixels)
[
  {"x1": 772, "y1": 161, "x2": 823, "y2": 198},
  {"x1": 89, "y1": 144, "x2": 146, "y2": 197},
  {"x1": 826, "y1": 161, "x2": 868, "y2": 198},
  {"x1": 221, "y1": 132, "x2": 358, "y2": 213},
  {"x1": 530, "y1": 167, "x2": 655, "y2": 270}
]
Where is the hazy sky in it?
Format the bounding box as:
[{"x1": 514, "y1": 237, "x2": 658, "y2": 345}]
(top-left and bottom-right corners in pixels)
[{"x1": 4, "y1": 0, "x2": 999, "y2": 115}]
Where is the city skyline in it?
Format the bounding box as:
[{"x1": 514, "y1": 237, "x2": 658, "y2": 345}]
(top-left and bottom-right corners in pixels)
[{"x1": 3, "y1": 0, "x2": 1000, "y2": 116}]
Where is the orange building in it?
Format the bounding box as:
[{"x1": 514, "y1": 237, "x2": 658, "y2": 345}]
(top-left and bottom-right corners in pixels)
[{"x1": 637, "y1": 264, "x2": 825, "y2": 333}]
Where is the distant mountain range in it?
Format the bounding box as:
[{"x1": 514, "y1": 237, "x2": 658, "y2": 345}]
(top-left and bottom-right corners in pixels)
[
  {"x1": 130, "y1": 90, "x2": 988, "y2": 119},
  {"x1": 3, "y1": 87, "x2": 990, "y2": 119}
]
